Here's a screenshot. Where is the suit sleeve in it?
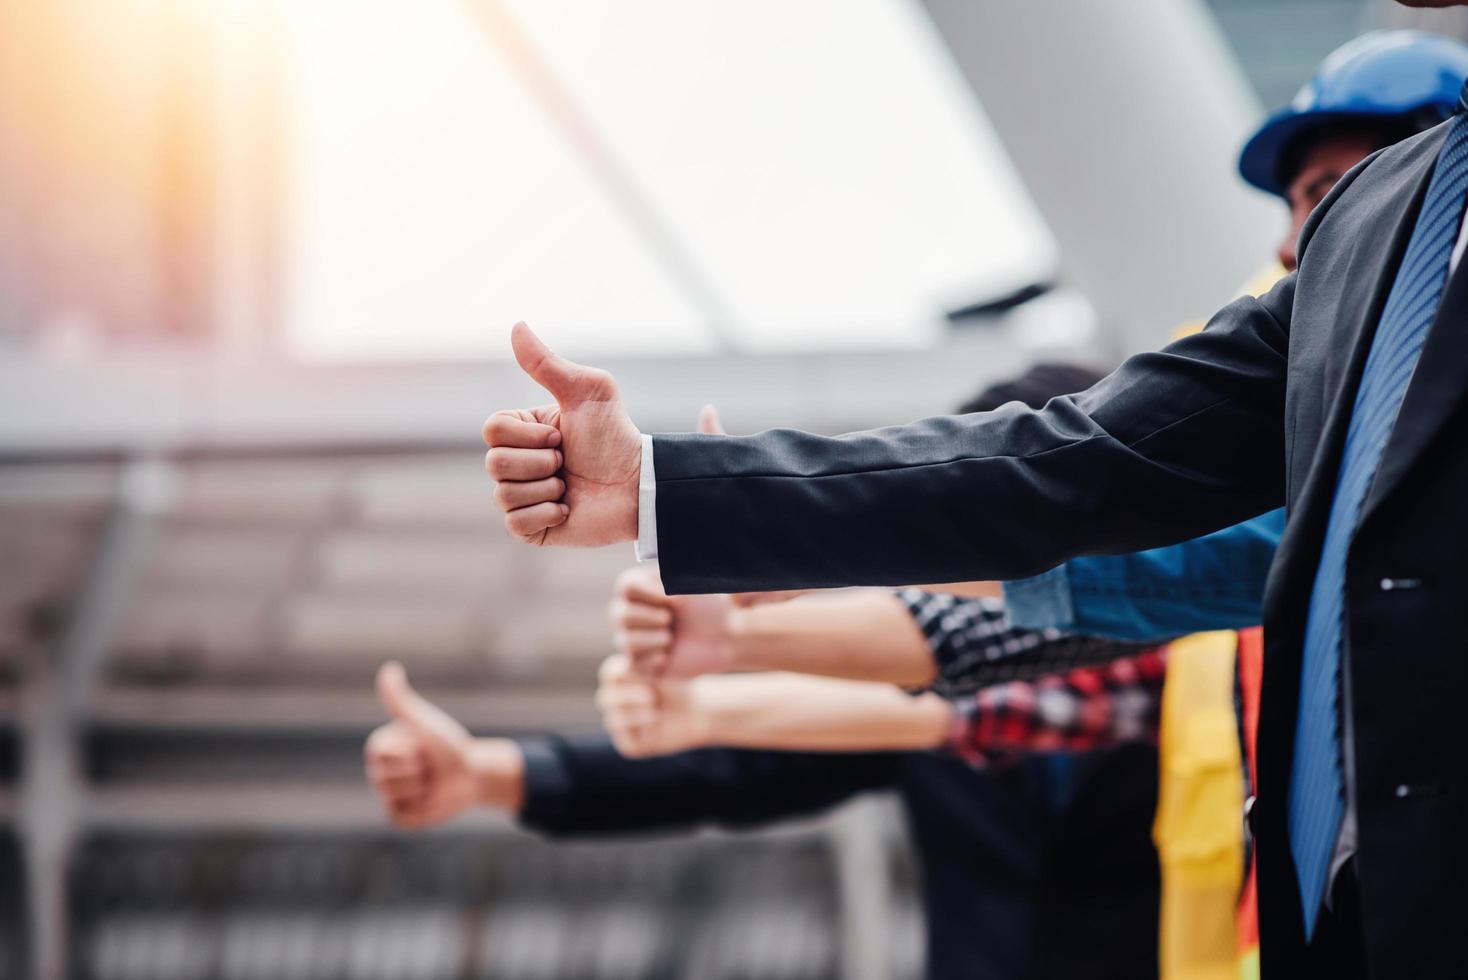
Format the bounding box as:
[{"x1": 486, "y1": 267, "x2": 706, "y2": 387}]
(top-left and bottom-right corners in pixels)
[
  {"x1": 1002, "y1": 508, "x2": 1284, "y2": 641},
  {"x1": 651, "y1": 277, "x2": 1294, "y2": 594},
  {"x1": 515, "y1": 731, "x2": 901, "y2": 839}
]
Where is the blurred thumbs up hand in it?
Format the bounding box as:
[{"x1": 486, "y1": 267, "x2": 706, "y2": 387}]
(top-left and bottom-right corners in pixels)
[
  {"x1": 696, "y1": 403, "x2": 724, "y2": 436},
  {"x1": 609, "y1": 566, "x2": 735, "y2": 680},
  {"x1": 364, "y1": 662, "x2": 524, "y2": 828},
  {"x1": 595, "y1": 654, "x2": 708, "y2": 758},
  {"x1": 482, "y1": 322, "x2": 644, "y2": 547}
]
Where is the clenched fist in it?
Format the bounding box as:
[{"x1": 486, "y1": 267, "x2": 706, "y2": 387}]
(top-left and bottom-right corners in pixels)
[
  {"x1": 595, "y1": 654, "x2": 708, "y2": 758},
  {"x1": 364, "y1": 662, "x2": 523, "y2": 828},
  {"x1": 482, "y1": 323, "x2": 643, "y2": 546},
  {"x1": 609, "y1": 565, "x2": 736, "y2": 679}
]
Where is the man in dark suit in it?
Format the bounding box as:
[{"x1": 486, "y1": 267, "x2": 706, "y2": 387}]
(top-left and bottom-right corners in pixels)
[{"x1": 482, "y1": 22, "x2": 1468, "y2": 980}]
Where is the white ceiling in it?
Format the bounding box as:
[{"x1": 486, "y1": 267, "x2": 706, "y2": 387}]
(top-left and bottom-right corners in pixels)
[{"x1": 281, "y1": 0, "x2": 1056, "y2": 360}]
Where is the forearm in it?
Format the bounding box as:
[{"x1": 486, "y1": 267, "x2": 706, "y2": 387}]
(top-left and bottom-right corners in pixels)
[
  {"x1": 723, "y1": 590, "x2": 937, "y2": 686},
  {"x1": 468, "y1": 737, "x2": 527, "y2": 812},
  {"x1": 912, "y1": 581, "x2": 1003, "y2": 600},
  {"x1": 513, "y1": 731, "x2": 897, "y2": 837},
  {"x1": 691, "y1": 673, "x2": 951, "y2": 752}
]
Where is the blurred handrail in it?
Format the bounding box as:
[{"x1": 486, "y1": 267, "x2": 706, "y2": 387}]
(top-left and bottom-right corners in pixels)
[{"x1": 0, "y1": 438, "x2": 481, "y2": 468}]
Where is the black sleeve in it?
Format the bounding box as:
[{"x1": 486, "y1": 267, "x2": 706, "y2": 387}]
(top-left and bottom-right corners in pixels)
[
  {"x1": 651, "y1": 278, "x2": 1293, "y2": 594},
  {"x1": 515, "y1": 731, "x2": 902, "y2": 839}
]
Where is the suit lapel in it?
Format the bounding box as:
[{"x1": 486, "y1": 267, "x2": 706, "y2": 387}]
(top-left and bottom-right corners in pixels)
[
  {"x1": 1268, "y1": 138, "x2": 1434, "y2": 620},
  {"x1": 1362, "y1": 256, "x2": 1468, "y2": 523}
]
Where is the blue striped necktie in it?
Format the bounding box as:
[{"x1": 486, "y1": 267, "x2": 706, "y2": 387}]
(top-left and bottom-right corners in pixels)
[{"x1": 1288, "y1": 88, "x2": 1468, "y2": 937}]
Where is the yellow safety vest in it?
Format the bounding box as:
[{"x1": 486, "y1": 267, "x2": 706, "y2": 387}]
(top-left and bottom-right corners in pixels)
[
  {"x1": 1153, "y1": 631, "x2": 1245, "y2": 980},
  {"x1": 1154, "y1": 264, "x2": 1283, "y2": 980}
]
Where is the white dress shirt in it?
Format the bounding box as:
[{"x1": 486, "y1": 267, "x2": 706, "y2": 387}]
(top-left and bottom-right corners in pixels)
[{"x1": 635, "y1": 434, "x2": 659, "y2": 560}]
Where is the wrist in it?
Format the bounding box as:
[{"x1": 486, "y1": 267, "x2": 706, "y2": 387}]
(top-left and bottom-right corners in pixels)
[
  {"x1": 469, "y1": 738, "x2": 526, "y2": 812},
  {"x1": 912, "y1": 693, "x2": 956, "y2": 749},
  {"x1": 723, "y1": 607, "x2": 753, "y2": 671},
  {"x1": 682, "y1": 679, "x2": 722, "y2": 748},
  {"x1": 620, "y1": 476, "x2": 640, "y2": 545}
]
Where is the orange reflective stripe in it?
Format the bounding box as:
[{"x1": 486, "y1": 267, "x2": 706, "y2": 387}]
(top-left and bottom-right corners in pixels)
[{"x1": 1234, "y1": 627, "x2": 1265, "y2": 970}]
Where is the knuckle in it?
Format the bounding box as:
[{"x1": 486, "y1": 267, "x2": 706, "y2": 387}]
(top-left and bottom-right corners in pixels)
[{"x1": 515, "y1": 511, "x2": 550, "y2": 537}]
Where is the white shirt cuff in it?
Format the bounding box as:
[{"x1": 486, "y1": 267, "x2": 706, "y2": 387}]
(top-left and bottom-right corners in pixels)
[{"x1": 635, "y1": 433, "x2": 658, "y2": 561}]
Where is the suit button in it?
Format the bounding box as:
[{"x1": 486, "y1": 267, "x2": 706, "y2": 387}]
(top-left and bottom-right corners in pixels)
[
  {"x1": 1379, "y1": 577, "x2": 1422, "y2": 591},
  {"x1": 1243, "y1": 795, "x2": 1258, "y2": 842}
]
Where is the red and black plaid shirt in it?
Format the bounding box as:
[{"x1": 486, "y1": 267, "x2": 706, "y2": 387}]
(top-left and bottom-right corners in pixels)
[{"x1": 943, "y1": 646, "x2": 1168, "y2": 768}]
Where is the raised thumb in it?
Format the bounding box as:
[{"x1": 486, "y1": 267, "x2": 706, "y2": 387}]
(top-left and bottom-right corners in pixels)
[
  {"x1": 697, "y1": 404, "x2": 725, "y2": 435},
  {"x1": 511, "y1": 321, "x2": 585, "y2": 403},
  {"x1": 376, "y1": 661, "x2": 428, "y2": 726}
]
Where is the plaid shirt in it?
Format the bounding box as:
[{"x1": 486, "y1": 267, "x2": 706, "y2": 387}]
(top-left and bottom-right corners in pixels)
[
  {"x1": 897, "y1": 589, "x2": 1168, "y2": 768},
  {"x1": 943, "y1": 646, "x2": 1168, "y2": 768},
  {"x1": 896, "y1": 589, "x2": 1162, "y2": 696}
]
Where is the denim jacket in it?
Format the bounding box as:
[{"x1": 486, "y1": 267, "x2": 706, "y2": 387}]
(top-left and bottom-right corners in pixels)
[{"x1": 1003, "y1": 509, "x2": 1285, "y2": 642}]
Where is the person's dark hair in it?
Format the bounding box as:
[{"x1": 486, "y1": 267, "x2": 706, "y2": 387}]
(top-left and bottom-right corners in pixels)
[
  {"x1": 957, "y1": 362, "x2": 1107, "y2": 414},
  {"x1": 1275, "y1": 114, "x2": 1440, "y2": 193}
]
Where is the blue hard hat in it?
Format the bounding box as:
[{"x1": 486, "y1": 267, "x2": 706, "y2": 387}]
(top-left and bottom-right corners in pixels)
[{"x1": 1239, "y1": 30, "x2": 1468, "y2": 197}]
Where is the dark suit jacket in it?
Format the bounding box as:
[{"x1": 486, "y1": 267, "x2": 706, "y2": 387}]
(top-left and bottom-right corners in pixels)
[
  {"x1": 517, "y1": 733, "x2": 1160, "y2": 980},
  {"x1": 651, "y1": 121, "x2": 1468, "y2": 976}
]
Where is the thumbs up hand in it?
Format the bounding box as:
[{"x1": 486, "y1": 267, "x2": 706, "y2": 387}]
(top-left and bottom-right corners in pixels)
[
  {"x1": 595, "y1": 654, "x2": 708, "y2": 758},
  {"x1": 696, "y1": 403, "x2": 724, "y2": 436},
  {"x1": 364, "y1": 662, "x2": 523, "y2": 828},
  {"x1": 609, "y1": 565, "x2": 735, "y2": 680},
  {"x1": 482, "y1": 322, "x2": 644, "y2": 547}
]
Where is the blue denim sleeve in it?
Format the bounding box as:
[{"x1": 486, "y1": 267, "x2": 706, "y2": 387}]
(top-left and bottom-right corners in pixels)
[{"x1": 1002, "y1": 509, "x2": 1284, "y2": 641}]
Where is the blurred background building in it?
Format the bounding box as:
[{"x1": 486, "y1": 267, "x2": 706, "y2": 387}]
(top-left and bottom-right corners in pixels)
[{"x1": 0, "y1": 1, "x2": 1464, "y2": 978}]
